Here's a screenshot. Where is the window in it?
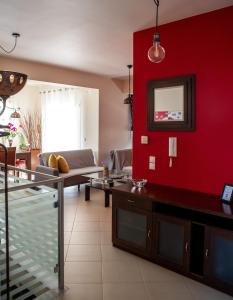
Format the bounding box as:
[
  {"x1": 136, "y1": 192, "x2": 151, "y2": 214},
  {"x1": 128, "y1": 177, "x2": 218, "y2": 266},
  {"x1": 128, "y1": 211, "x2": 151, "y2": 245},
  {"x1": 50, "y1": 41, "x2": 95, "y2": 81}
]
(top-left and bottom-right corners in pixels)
[{"x1": 41, "y1": 88, "x2": 84, "y2": 152}]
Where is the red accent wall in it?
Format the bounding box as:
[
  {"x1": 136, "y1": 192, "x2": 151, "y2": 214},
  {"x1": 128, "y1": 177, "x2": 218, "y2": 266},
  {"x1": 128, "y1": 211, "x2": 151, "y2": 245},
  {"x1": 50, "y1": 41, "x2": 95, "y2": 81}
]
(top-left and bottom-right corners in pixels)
[{"x1": 133, "y1": 6, "x2": 233, "y2": 195}]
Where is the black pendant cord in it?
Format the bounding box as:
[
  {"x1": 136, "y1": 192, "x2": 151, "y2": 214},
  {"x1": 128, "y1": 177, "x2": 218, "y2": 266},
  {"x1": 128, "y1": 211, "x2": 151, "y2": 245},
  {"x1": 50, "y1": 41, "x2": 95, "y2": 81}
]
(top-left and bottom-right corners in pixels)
[
  {"x1": 128, "y1": 70, "x2": 130, "y2": 96},
  {"x1": 153, "y1": 0, "x2": 159, "y2": 32},
  {"x1": 0, "y1": 144, "x2": 10, "y2": 299},
  {"x1": 127, "y1": 65, "x2": 132, "y2": 97},
  {"x1": 0, "y1": 33, "x2": 20, "y2": 54}
]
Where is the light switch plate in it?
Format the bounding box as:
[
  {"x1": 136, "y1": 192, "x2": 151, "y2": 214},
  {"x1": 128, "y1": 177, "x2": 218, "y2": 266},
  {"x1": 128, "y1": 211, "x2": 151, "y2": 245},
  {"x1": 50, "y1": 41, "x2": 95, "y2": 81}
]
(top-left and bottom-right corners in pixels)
[
  {"x1": 149, "y1": 162, "x2": 155, "y2": 170},
  {"x1": 149, "y1": 156, "x2": 155, "y2": 163},
  {"x1": 141, "y1": 136, "x2": 148, "y2": 144}
]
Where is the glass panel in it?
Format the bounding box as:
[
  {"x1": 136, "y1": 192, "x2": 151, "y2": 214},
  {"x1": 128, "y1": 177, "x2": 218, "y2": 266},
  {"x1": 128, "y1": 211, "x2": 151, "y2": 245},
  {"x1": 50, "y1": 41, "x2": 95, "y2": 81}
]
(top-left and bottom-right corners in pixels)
[
  {"x1": 212, "y1": 235, "x2": 233, "y2": 285},
  {"x1": 117, "y1": 208, "x2": 147, "y2": 248},
  {"x1": 158, "y1": 220, "x2": 184, "y2": 265},
  {"x1": 154, "y1": 86, "x2": 184, "y2": 122},
  {"x1": 0, "y1": 172, "x2": 59, "y2": 299}
]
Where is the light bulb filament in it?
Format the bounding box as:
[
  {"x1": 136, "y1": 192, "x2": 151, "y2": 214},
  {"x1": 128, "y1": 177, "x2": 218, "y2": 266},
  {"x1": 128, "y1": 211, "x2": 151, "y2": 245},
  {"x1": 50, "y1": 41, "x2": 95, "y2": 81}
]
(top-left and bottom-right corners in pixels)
[{"x1": 155, "y1": 43, "x2": 159, "y2": 57}]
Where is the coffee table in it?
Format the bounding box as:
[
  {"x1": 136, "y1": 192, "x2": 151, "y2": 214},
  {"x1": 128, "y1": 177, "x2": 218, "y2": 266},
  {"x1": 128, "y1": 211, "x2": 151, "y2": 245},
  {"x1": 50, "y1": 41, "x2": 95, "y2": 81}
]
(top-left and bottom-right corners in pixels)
[{"x1": 83, "y1": 171, "x2": 129, "y2": 207}]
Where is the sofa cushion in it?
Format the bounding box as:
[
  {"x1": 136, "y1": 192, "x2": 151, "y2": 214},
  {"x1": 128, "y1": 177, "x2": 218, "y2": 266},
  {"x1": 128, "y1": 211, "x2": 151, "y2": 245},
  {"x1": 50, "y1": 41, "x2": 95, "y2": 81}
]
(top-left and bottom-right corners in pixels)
[
  {"x1": 39, "y1": 149, "x2": 96, "y2": 169},
  {"x1": 59, "y1": 166, "x2": 103, "y2": 179},
  {"x1": 48, "y1": 154, "x2": 58, "y2": 169},
  {"x1": 57, "y1": 155, "x2": 70, "y2": 173}
]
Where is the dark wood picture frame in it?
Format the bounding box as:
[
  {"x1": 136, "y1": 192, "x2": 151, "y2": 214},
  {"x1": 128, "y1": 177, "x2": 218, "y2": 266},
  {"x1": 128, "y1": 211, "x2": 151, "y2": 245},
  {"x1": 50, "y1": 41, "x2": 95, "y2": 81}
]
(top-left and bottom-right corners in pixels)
[
  {"x1": 221, "y1": 184, "x2": 233, "y2": 204},
  {"x1": 147, "y1": 74, "x2": 195, "y2": 131}
]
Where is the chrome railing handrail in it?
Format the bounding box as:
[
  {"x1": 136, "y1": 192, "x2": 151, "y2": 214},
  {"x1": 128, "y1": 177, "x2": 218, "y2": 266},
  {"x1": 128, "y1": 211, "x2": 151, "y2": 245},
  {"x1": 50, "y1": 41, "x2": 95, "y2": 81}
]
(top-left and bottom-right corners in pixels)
[{"x1": 0, "y1": 163, "x2": 63, "y2": 194}]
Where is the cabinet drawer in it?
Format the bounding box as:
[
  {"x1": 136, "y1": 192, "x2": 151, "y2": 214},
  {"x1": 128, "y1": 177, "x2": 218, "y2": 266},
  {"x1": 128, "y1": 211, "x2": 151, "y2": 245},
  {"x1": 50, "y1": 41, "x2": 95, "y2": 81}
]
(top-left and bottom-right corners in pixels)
[{"x1": 113, "y1": 192, "x2": 152, "y2": 211}]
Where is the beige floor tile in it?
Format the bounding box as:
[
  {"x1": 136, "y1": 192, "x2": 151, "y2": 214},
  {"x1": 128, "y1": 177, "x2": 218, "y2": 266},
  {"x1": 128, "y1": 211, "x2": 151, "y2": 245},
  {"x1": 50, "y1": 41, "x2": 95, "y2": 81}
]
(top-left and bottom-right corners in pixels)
[
  {"x1": 64, "y1": 222, "x2": 74, "y2": 231},
  {"x1": 102, "y1": 261, "x2": 143, "y2": 283},
  {"x1": 66, "y1": 245, "x2": 101, "y2": 261},
  {"x1": 70, "y1": 231, "x2": 101, "y2": 245},
  {"x1": 100, "y1": 222, "x2": 111, "y2": 231},
  {"x1": 101, "y1": 245, "x2": 139, "y2": 262},
  {"x1": 103, "y1": 283, "x2": 148, "y2": 300},
  {"x1": 138, "y1": 259, "x2": 185, "y2": 283},
  {"x1": 99, "y1": 213, "x2": 112, "y2": 222},
  {"x1": 73, "y1": 221, "x2": 101, "y2": 232},
  {"x1": 65, "y1": 262, "x2": 102, "y2": 284},
  {"x1": 75, "y1": 214, "x2": 100, "y2": 222},
  {"x1": 185, "y1": 278, "x2": 233, "y2": 300},
  {"x1": 58, "y1": 284, "x2": 103, "y2": 300},
  {"x1": 100, "y1": 231, "x2": 112, "y2": 245},
  {"x1": 64, "y1": 214, "x2": 76, "y2": 224},
  {"x1": 64, "y1": 231, "x2": 72, "y2": 245},
  {"x1": 64, "y1": 245, "x2": 69, "y2": 260},
  {"x1": 145, "y1": 282, "x2": 193, "y2": 300}
]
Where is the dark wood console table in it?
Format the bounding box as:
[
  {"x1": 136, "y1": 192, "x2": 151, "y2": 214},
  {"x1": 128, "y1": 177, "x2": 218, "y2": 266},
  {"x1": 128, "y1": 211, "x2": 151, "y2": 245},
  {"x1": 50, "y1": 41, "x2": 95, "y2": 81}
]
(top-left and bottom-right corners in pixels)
[
  {"x1": 16, "y1": 151, "x2": 31, "y2": 170},
  {"x1": 112, "y1": 183, "x2": 233, "y2": 296}
]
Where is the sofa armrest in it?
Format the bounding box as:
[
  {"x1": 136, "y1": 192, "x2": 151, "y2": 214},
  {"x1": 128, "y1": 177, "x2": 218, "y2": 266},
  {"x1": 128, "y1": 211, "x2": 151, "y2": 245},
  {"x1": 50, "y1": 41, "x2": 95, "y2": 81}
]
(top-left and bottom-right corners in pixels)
[
  {"x1": 35, "y1": 165, "x2": 59, "y2": 179},
  {"x1": 34, "y1": 165, "x2": 60, "y2": 188}
]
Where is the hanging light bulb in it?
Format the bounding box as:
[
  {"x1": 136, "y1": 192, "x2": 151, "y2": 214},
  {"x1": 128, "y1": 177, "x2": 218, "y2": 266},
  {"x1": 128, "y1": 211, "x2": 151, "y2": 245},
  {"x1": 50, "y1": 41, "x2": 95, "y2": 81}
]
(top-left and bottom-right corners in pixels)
[{"x1": 148, "y1": 0, "x2": 165, "y2": 63}]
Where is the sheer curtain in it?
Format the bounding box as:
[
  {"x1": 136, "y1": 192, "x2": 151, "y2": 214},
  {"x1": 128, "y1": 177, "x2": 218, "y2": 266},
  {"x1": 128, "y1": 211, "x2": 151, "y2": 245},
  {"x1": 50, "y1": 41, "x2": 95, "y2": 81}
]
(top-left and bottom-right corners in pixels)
[{"x1": 41, "y1": 88, "x2": 85, "y2": 152}]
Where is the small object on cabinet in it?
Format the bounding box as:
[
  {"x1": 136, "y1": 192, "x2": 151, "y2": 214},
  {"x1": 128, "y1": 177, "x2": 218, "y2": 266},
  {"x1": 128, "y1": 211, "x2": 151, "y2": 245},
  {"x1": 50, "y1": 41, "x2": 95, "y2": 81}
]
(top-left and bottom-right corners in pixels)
[
  {"x1": 131, "y1": 179, "x2": 147, "y2": 188},
  {"x1": 221, "y1": 184, "x2": 233, "y2": 204}
]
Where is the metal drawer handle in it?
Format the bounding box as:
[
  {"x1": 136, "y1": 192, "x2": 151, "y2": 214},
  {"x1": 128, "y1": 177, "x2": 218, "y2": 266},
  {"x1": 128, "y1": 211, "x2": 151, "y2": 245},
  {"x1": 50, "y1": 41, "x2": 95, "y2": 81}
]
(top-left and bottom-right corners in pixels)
[
  {"x1": 148, "y1": 229, "x2": 151, "y2": 239},
  {"x1": 185, "y1": 242, "x2": 189, "y2": 253},
  {"x1": 205, "y1": 249, "x2": 209, "y2": 258},
  {"x1": 127, "y1": 199, "x2": 135, "y2": 203}
]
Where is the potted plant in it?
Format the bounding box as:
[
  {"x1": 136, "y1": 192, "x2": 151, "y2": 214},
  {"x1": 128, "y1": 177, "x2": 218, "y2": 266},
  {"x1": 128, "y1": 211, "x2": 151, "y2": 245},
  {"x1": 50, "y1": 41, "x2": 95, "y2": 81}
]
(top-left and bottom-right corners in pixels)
[{"x1": 20, "y1": 112, "x2": 41, "y2": 170}]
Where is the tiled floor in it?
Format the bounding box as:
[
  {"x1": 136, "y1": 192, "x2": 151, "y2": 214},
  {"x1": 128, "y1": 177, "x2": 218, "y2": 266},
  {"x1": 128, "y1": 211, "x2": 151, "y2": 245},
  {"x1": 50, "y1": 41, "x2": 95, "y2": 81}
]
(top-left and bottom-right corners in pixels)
[{"x1": 57, "y1": 186, "x2": 233, "y2": 300}]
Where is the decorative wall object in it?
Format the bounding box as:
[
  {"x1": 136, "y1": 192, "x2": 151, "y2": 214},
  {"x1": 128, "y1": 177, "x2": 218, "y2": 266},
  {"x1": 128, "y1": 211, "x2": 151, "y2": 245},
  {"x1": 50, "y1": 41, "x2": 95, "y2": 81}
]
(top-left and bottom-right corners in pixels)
[
  {"x1": 20, "y1": 111, "x2": 42, "y2": 150},
  {"x1": 147, "y1": 75, "x2": 195, "y2": 131}
]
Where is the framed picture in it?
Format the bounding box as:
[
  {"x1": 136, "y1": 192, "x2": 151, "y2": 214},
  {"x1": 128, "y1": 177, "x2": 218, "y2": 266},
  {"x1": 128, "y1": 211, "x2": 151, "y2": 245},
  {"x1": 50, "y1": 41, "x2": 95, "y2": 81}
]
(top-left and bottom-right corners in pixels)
[
  {"x1": 221, "y1": 184, "x2": 233, "y2": 204},
  {"x1": 147, "y1": 74, "x2": 195, "y2": 131}
]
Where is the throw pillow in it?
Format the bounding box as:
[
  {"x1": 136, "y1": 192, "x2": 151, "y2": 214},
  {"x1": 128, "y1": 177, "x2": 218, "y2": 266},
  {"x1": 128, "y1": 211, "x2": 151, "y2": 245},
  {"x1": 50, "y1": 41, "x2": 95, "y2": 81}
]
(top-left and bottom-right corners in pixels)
[
  {"x1": 48, "y1": 154, "x2": 58, "y2": 169},
  {"x1": 57, "y1": 155, "x2": 70, "y2": 173}
]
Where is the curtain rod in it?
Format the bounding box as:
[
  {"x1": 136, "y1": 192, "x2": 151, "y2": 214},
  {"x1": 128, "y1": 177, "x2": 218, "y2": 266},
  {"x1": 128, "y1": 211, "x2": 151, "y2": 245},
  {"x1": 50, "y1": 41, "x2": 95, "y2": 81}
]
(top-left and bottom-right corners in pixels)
[{"x1": 39, "y1": 87, "x2": 74, "y2": 94}]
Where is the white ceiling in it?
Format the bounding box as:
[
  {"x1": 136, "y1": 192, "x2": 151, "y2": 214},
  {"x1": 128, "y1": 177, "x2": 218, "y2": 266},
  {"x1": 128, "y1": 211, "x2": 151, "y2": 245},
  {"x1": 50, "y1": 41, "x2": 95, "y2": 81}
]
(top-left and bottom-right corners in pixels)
[{"x1": 0, "y1": 0, "x2": 232, "y2": 77}]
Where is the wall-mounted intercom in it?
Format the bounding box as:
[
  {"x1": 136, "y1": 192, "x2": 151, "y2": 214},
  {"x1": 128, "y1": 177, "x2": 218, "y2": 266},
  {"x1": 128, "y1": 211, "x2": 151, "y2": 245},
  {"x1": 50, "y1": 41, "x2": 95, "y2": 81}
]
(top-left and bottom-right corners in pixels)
[{"x1": 168, "y1": 137, "x2": 177, "y2": 167}]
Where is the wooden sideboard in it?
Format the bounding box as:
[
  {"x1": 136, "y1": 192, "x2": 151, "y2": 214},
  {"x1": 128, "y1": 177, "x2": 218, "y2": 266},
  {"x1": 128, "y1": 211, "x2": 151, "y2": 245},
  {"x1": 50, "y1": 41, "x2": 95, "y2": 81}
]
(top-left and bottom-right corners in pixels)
[
  {"x1": 16, "y1": 151, "x2": 31, "y2": 170},
  {"x1": 112, "y1": 183, "x2": 233, "y2": 296}
]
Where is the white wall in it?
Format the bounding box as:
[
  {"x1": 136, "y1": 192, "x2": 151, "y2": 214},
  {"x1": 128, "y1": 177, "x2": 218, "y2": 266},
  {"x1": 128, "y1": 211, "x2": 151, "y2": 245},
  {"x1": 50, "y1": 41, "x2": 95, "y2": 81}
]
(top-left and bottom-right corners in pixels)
[
  {"x1": 10, "y1": 84, "x2": 41, "y2": 114},
  {"x1": 82, "y1": 89, "x2": 99, "y2": 162},
  {"x1": 0, "y1": 57, "x2": 132, "y2": 163}
]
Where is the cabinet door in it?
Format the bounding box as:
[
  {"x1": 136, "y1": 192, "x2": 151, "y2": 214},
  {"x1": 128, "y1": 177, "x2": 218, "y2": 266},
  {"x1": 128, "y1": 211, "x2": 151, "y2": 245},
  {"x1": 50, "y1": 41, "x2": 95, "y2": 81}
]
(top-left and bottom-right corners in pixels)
[
  {"x1": 153, "y1": 213, "x2": 190, "y2": 273},
  {"x1": 205, "y1": 227, "x2": 233, "y2": 295},
  {"x1": 112, "y1": 205, "x2": 152, "y2": 257}
]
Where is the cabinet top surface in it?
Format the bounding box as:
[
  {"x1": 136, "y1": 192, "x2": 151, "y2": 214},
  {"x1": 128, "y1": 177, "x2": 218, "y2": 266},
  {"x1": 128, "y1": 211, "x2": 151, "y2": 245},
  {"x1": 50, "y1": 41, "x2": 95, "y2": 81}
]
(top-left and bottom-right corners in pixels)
[{"x1": 112, "y1": 183, "x2": 233, "y2": 220}]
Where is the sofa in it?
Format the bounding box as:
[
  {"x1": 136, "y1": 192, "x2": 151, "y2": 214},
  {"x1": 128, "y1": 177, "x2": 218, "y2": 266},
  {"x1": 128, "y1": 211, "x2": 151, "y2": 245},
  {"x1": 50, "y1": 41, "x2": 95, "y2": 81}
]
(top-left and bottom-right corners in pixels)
[
  {"x1": 110, "y1": 149, "x2": 132, "y2": 175},
  {"x1": 35, "y1": 149, "x2": 103, "y2": 189}
]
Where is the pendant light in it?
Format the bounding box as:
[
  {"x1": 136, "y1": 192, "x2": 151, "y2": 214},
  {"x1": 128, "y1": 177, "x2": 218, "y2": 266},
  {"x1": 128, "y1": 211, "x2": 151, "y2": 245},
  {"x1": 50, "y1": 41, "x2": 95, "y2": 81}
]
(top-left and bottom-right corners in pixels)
[
  {"x1": 148, "y1": 0, "x2": 165, "y2": 63},
  {"x1": 124, "y1": 65, "x2": 133, "y2": 131},
  {"x1": 124, "y1": 65, "x2": 133, "y2": 104},
  {"x1": 0, "y1": 33, "x2": 27, "y2": 117}
]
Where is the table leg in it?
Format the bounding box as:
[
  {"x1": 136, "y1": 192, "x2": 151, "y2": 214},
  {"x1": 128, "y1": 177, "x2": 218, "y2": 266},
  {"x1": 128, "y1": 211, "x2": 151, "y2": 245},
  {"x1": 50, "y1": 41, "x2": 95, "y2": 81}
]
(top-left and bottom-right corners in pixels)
[
  {"x1": 85, "y1": 185, "x2": 90, "y2": 201},
  {"x1": 105, "y1": 190, "x2": 110, "y2": 207}
]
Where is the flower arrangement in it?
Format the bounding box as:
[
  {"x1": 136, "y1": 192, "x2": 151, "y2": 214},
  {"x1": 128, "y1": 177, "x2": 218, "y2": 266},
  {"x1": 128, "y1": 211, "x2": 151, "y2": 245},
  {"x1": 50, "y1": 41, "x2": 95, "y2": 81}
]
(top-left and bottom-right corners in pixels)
[{"x1": 7, "y1": 122, "x2": 18, "y2": 139}]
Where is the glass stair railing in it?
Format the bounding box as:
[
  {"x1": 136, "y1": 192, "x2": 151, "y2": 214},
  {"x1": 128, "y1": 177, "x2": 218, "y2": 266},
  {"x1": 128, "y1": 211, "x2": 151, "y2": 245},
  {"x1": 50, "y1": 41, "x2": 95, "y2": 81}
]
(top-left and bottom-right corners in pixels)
[{"x1": 0, "y1": 166, "x2": 64, "y2": 300}]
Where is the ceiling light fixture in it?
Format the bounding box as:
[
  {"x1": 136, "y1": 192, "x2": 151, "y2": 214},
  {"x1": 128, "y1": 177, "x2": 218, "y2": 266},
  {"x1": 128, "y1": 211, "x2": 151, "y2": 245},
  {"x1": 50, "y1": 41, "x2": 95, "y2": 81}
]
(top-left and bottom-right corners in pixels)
[
  {"x1": 124, "y1": 65, "x2": 133, "y2": 131},
  {"x1": 124, "y1": 65, "x2": 133, "y2": 105},
  {"x1": 0, "y1": 32, "x2": 20, "y2": 54},
  {"x1": 0, "y1": 33, "x2": 27, "y2": 117},
  {"x1": 148, "y1": 0, "x2": 165, "y2": 63},
  {"x1": 6, "y1": 106, "x2": 21, "y2": 119}
]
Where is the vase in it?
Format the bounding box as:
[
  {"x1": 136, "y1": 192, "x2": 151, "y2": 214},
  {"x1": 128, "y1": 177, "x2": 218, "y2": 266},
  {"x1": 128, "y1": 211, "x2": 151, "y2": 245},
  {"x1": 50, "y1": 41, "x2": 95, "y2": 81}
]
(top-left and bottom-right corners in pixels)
[
  {"x1": 31, "y1": 149, "x2": 41, "y2": 171},
  {"x1": 8, "y1": 139, "x2": 13, "y2": 147}
]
